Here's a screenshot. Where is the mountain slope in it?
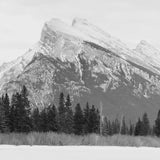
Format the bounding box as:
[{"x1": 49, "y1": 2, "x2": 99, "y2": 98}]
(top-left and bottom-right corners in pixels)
[{"x1": 0, "y1": 42, "x2": 44, "y2": 90}]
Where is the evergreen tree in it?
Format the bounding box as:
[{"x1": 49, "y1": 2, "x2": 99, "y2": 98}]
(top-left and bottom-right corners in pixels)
[
  {"x1": 85, "y1": 105, "x2": 100, "y2": 134},
  {"x1": 65, "y1": 94, "x2": 72, "y2": 108},
  {"x1": 154, "y1": 110, "x2": 160, "y2": 137},
  {"x1": 74, "y1": 103, "x2": 84, "y2": 135},
  {"x1": 154, "y1": 110, "x2": 160, "y2": 136},
  {"x1": 129, "y1": 121, "x2": 134, "y2": 136},
  {"x1": 16, "y1": 92, "x2": 29, "y2": 132},
  {"x1": 0, "y1": 98, "x2": 9, "y2": 132},
  {"x1": 150, "y1": 126, "x2": 154, "y2": 136},
  {"x1": 141, "y1": 112, "x2": 150, "y2": 136},
  {"x1": 46, "y1": 104, "x2": 58, "y2": 132},
  {"x1": 102, "y1": 116, "x2": 109, "y2": 136},
  {"x1": 58, "y1": 92, "x2": 66, "y2": 133},
  {"x1": 134, "y1": 118, "x2": 142, "y2": 136},
  {"x1": 10, "y1": 87, "x2": 31, "y2": 133},
  {"x1": 31, "y1": 108, "x2": 40, "y2": 131},
  {"x1": 111, "y1": 121, "x2": 116, "y2": 135},
  {"x1": 108, "y1": 120, "x2": 113, "y2": 136},
  {"x1": 95, "y1": 108, "x2": 100, "y2": 134},
  {"x1": 9, "y1": 93, "x2": 17, "y2": 132},
  {"x1": 87, "y1": 105, "x2": 97, "y2": 133},
  {"x1": 102, "y1": 118, "x2": 113, "y2": 136},
  {"x1": 1, "y1": 93, "x2": 10, "y2": 131},
  {"x1": 64, "y1": 94, "x2": 74, "y2": 134},
  {"x1": 83, "y1": 102, "x2": 90, "y2": 134},
  {"x1": 10, "y1": 92, "x2": 22, "y2": 132},
  {"x1": 88, "y1": 105, "x2": 95, "y2": 133},
  {"x1": 39, "y1": 108, "x2": 48, "y2": 132},
  {"x1": 65, "y1": 105, "x2": 74, "y2": 134},
  {"x1": 21, "y1": 85, "x2": 31, "y2": 131},
  {"x1": 120, "y1": 116, "x2": 127, "y2": 135},
  {"x1": 111, "y1": 118, "x2": 120, "y2": 135}
]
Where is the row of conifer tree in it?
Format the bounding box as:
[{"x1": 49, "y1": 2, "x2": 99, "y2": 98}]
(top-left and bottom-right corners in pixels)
[{"x1": 1, "y1": 85, "x2": 160, "y2": 137}]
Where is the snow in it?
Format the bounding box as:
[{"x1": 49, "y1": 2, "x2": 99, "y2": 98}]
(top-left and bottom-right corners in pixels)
[
  {"x1": 135, "y1": 40, "x2": 160, "y2": 68},
  {"x1": 43, "y1": 18, "x2": 160, "y2": 75},
  {"x1": 46, "y1": 18, "x2": 94, "y2": 43},
  {"x1": 72, "y1": 17, "x2": 112, "y2": 42},
  {"x1": 0, "y1": 146, "x2": 157, "y2": 160},
  {"x1": 41, "y1": 18, "x2": 159, "y2": 73},
  {"x1": 120, "y1": 55, "x2": 127, "y2": 60},
  {"x1": 136, "y1": 40, "x2": 160, "y2": 57},
  {"x1": 45, "y1": 18, "x2": 127, "y2": 54},
  {"x1": 72, "y1": 18, "x2": 132, "y2": 55}
]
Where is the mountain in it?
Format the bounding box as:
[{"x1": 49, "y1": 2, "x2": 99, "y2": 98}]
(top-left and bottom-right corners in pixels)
[{"x1": 1, "y1": 18, "x2": 160, "y2": 123}]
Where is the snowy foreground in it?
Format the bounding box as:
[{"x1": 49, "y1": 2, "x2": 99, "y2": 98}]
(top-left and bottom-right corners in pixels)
[
  {"x1": 0, "y1": 133, "x2": 159, "y2": 160},
  {"x1": 0, "y1": 145, "x2": 159, "y2": 160}
]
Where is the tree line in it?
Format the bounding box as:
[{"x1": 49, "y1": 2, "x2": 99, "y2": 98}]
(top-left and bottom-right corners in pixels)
[
  {"x1": 0, "y1": 86, "x2": 100, "y2": 135},
  {"x1": 1, "y1": 85, "x2": 160, "y2": 137}
]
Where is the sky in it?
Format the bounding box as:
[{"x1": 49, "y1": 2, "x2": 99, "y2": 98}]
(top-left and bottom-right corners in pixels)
[{"x1": 0, "y1": 0, "x2": 160, "y2": 64}]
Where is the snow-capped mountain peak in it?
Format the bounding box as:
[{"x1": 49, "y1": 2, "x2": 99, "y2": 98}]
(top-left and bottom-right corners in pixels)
[
  {"x1": 71, "y1": 18, "x2": 160, "y2": 74},
  {"x1": 43, "y1": 18, "x2": 94, "y2": 42},
  {"x1": 43, "y1": 17, "x2": 130, "y2": 56},
  {"x1": 72, "y1": 17, "x2": 112, "y2": 40},
  {"x1": 136, "y1": 40, "x2": 160, "y2": 56},
  {"x1": 135, "y1": 40, "x2": 160, "y2": 69},
  {"x1": 1, "y1": 17, "x2": 160, "y2": 82}
]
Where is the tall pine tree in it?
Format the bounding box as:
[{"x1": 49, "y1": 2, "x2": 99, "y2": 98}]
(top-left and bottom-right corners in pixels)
[
  {"x1": 46, "y1": 104, "x2": 58, "y2": 132},
  {"x1": 31, "y1": 108, "x2": 40, "y2": 131},
  {"x1": 141, "y1": 112, "x2": 150, "y2": 136},
  {"x1": 65, "y1": 94, "x2": 74, "y2": 134},
  {"x1": 74, "y1": 103, "x2": 84, "y2": 135},
  {"x1": 9, "y1": 93, "x2": 17, "y2": 132},
  {"x1": 58, "y1": 92, "x2": 66, "y2": 133},
  {"x1": 1, "y1": 93, "x2": 10, "y2": 131},
  {"x1": 129, "y1": 121, "x2": 134, "y2": 136},
  {"x1": 134, "y1": 118, "x2": 142, "y2": 136},
  {"x1": 87, "y1": 105, "x2": 100, "y2": 133},
  {"x1": 20, "y1": 86, "x2": 32, "y2": 132},
  {"x1": 39, "y1": 108, "x2": 48, "y2": 132},
  {"x1": 10, "y1": 86, "x2": 31, "y2": 133},
  {"x1": 102, "y1": 116, "x2": 109, "y2": 136},
  {"x1": 120, "y1": 116, "x2": 127, "y2": 135},
  {"x1": 0, "y1": 98, "x2": 9, "y2": 132},
  {"x1": 83, "y1": 102, "x2": 90, "y2": 134},
  {"x1": 155, "y1": 110, "x2": 160, "y2": 137}
]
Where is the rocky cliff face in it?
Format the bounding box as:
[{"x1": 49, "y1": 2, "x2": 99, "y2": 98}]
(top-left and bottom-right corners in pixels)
[{"x1": 1, "y1": 18, "x2": 160, "y2": 123}]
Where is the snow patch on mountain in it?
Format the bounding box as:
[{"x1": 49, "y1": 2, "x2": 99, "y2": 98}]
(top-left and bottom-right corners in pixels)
[{"x1": 44, "y1": 18, "x2": 94, "y2": 43}]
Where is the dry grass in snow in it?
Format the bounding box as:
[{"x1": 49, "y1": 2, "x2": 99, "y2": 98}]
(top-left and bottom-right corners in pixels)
[{"x1": 0, "y1": 132, "x2": 159, "y2": 147}]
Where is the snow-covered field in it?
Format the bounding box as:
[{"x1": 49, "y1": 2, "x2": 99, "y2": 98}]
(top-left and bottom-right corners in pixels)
[
  {"x1": 0, "y1": 145, "x2": 159, "y2": 160},
  {"x1": 0, "y1": 133, "x2": 159, "y2": 160}
]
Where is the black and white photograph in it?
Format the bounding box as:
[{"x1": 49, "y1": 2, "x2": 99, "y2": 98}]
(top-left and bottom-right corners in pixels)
[{"x1": 0, "y1": 0, "x2": 160, "y2": 159}]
